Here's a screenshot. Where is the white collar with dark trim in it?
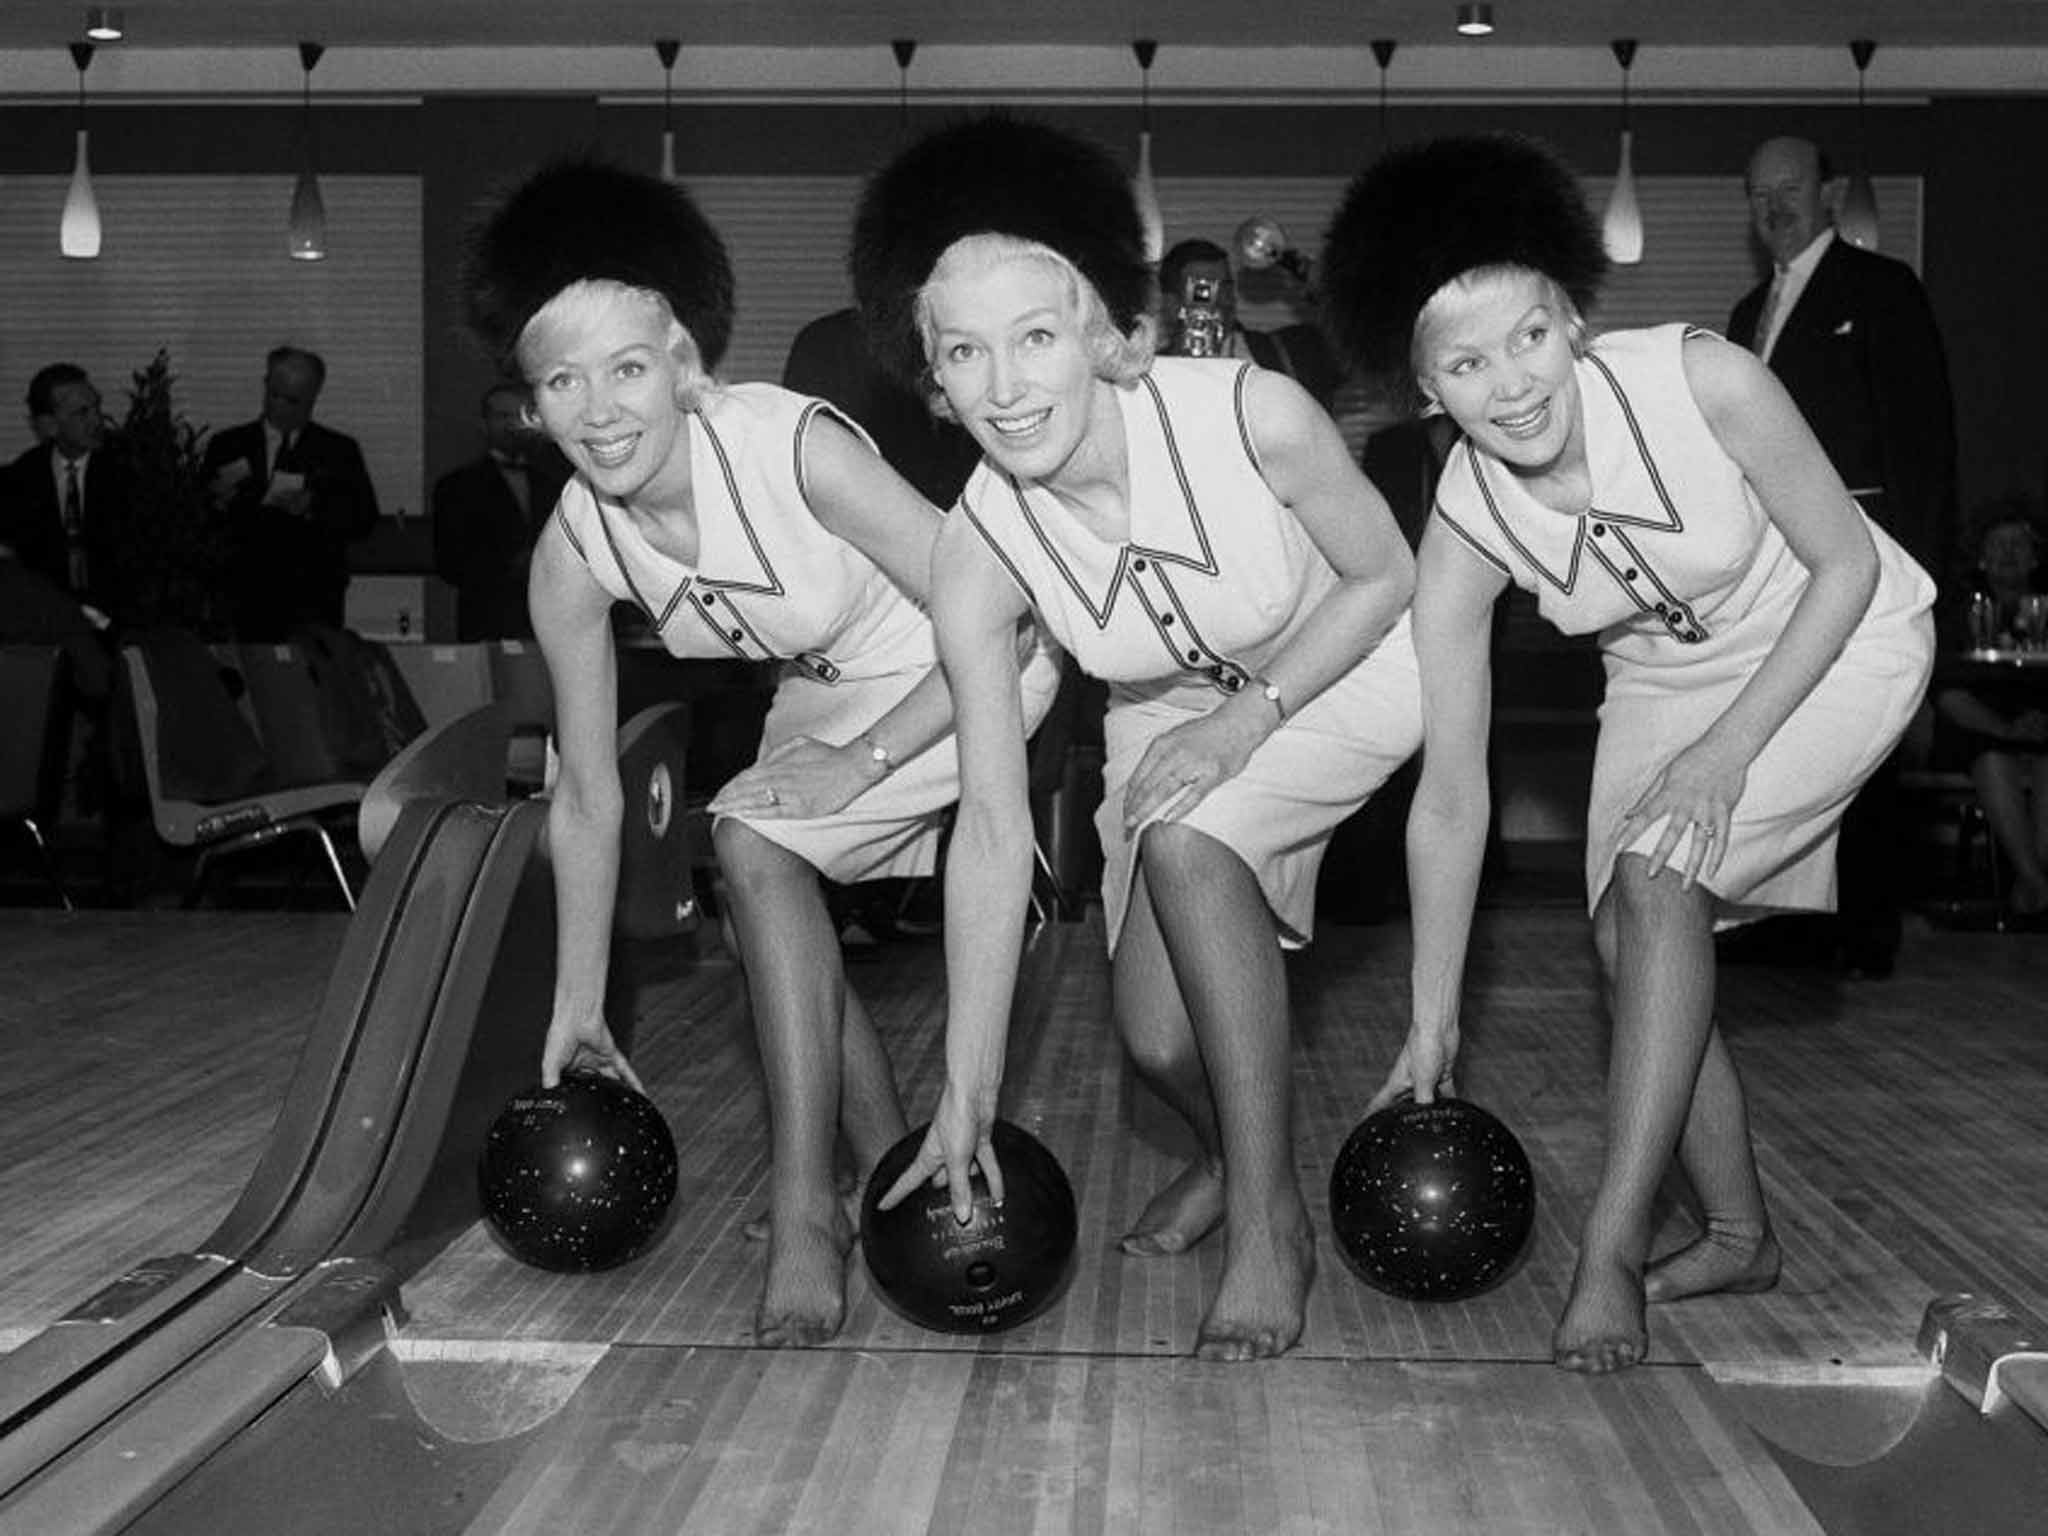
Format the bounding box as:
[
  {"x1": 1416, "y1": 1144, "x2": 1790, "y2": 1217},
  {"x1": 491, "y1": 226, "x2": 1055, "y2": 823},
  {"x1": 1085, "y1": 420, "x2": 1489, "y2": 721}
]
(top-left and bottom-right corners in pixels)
[
  {"x1": 1461, "y1": 348, "x2": 1686, "y2": 595},
  {"x1": 1009, "y1": 368, "x2": 1236, "y2": 624}
]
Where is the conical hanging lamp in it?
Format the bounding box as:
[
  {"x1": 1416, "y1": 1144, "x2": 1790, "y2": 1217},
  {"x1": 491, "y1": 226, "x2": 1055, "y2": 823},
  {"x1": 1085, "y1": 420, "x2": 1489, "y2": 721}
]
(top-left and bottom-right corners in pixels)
[
  {"x1": 891, "y1": 39, "x2": 916, "y2": 135},
  {"x1": 1372, "y1": 39, "x2": 1397, "y2": 145},
  {"x1": 1600, "y1": 39, "x2": 1644, "y2": 265},
  {"x1": 1837, "y1": 39, "x2": 1881, "y2": 251},
  {"x1": 1131, "y1": 38, "x2": 1163, "y2": 266},
  {"x1": 60, "y1": 42, "x2": 101, "y2": 260},
  {"x1": 655, "y1": 39, "x2": 680, "y2": 180},
  {"x1": 288, "y1": 42, "x2": 328, "y2": 261}
]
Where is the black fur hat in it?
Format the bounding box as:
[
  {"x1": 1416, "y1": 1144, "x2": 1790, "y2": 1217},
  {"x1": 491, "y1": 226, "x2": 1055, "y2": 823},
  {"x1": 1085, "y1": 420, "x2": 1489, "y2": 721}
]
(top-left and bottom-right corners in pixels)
[
  {"x1": 1321, "y1": 134, "x2": 1607, "y2": 409},
  {"x1": 462, "y1": 158, "x2": 735, "y2": 373},
  {"x1": 850, "y1": 114, "x2": 1154, "y2": 388}
]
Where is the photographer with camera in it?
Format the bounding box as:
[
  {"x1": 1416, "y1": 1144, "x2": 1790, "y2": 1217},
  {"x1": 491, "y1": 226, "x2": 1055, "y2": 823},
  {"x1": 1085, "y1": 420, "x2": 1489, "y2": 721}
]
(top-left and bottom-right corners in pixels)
[{"x1": 1157, "y1": 239, "x2": 1343, "y2": 411}]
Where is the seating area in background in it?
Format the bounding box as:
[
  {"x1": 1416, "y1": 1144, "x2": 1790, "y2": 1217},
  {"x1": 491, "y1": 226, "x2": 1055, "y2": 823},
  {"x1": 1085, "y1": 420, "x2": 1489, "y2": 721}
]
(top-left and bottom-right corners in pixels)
[{"x1": 118, "y1": 634, "x2": 378, "y2": 910}]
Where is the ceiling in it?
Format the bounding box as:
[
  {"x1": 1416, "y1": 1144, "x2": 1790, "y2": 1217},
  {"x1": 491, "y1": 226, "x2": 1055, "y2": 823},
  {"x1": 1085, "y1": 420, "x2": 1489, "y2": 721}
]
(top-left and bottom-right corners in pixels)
[{"x1": 6, "y1": 0, "x2": 2048, "y2": 53}]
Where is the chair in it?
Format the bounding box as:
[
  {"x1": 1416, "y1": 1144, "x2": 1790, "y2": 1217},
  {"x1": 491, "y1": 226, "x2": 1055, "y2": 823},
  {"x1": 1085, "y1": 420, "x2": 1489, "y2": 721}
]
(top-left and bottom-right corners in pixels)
[
  {"x1": 1899, "y1": 702, "x2": 2005, "y2": 930},
  {"x1": 1902, "y1": 765, "x2": 2005, "y2": 930},
  {"x1": 235, "y1": 642, "x2": 364, "y2": 790},
  {"x1": 383, "y1": 642, "x2": 496, "y2": 731},
  {"x1": 0, "y1": 645, "x2": 73, "y2": 909},
  {"x1": 121, "y1": 641, "x2": 364, "y2": 910}
]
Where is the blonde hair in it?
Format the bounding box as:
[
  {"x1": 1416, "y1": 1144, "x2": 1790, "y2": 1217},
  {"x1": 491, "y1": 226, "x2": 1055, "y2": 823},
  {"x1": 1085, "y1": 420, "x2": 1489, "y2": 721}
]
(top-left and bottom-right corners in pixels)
[
  {"x1": 517, "y1": 278, "x2": 716, "y2": 413},
  {"x1": 913, "y1": 234, "x2": 1155, "y2": 419},
  {"x1": 1412, "y1": 264, "x2": 1590, "y2": 410}
]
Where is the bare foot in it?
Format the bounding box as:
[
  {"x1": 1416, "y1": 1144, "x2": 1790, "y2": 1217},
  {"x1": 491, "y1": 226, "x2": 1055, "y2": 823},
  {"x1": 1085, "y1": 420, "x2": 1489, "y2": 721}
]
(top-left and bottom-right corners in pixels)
[
  {"x1": 1553, "y1": 1256, "x2": 1648, "y2": 1373},
  {"x1": 1120, "y1": 1158, "x2": 1226, "y2": 1257},
  {"x1": 753, "y1": 1207, "x2": 854, "y2": 1348},
  {"x1": 1193, "y1": 1207, "x2": 1316, "y2": 1362},
  {"x1": 744, "y1": 1172, "x2": 861, "y2": 1244},
  {"x1": 1644, "y1": 1221, "x2": 1781, "y2": 1304}
]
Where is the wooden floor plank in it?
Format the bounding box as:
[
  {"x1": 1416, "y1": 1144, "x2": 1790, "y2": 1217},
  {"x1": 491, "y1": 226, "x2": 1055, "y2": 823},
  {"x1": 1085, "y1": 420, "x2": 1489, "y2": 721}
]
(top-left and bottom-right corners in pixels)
[{"x1": 5, "y1": 905, "x2": 2047, "y2": 1532}]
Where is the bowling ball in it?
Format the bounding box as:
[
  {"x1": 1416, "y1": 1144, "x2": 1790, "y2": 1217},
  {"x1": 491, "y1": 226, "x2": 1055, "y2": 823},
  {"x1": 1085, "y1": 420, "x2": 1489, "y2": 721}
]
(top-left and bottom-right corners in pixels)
[
  {"x1": 477, "y1": 1072, "x2": 679, "y2": 1273},
  {"x1": 1328, "y1": 1097, "x2": 1535, "y2": 1302},
  {"x1": 860, "y1": 1118, "x2": 1079, "y2": 1334}
]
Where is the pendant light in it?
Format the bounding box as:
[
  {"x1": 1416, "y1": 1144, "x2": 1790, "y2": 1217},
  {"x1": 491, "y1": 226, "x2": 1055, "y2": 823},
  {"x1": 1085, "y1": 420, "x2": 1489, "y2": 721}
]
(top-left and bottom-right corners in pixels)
[
  {"x1": 1837, "y1": 39, "x2": 1881, "y2": 251},
  {"x1": 1601, "y1": 39, "x2": 1644, "y2": 265},
  {"x1": 60, "y1": 42, "x2": 101, "y2": 260},
  {"x1": 891, "y1": 39, "x2": 916, "y2": 135},
  {"x1": 1131, "y1": 38, "x2": 1163, "y2": 266},
  {"x1": 655, "y1": 39, "x2": 680, "y2": 180},
  {"x1": 288, "y1": 43, "x2": 328, "y2": 261},
  {"x1": 1372, "y1": 39, "x2": 1397, "y2": 144}
]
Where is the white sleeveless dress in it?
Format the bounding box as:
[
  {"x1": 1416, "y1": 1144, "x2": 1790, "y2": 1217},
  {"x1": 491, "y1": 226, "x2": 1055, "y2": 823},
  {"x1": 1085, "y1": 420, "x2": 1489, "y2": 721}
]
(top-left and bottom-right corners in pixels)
[
  {"x1": 1431, "y1": 325, "x2": 1935, "y2": 920},
  {"x1": 556, "y1": 381, "x2": 1059, "y2": 883},
  {"x1": 959, "y1": 356, "x2": 1422, "y2": 951}
]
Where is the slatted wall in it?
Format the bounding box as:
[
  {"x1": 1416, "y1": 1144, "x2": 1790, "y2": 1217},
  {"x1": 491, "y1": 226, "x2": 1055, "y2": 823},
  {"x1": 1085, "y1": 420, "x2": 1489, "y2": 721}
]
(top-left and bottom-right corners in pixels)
[
  {"x1": 0, "y1": 169, "x2": 1920, "y2": 526},
  {"x1": 0, "y1": 175, "x2": 423, "y2": 515}
]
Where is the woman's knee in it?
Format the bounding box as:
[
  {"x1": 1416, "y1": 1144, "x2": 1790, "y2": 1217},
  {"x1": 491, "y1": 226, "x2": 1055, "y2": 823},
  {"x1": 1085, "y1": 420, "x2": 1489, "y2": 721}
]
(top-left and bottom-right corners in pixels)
[
  {"x1": 1602, "y1": 852, "x2": 1714, "y2": 942},
  {"x1": 1133, "y1": 820, "x2": 1245, "y2": 897},
  {"x1": 1114, "y1": 996, "x2": 1198, "y2": 1080},
  {"x1": 712, "y1": 817, "x2": 806, "y2": 898}
]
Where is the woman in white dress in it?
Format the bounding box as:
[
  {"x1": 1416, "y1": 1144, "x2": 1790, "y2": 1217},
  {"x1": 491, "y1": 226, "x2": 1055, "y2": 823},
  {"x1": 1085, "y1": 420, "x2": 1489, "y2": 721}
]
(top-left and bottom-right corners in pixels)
[
  {"x1": 461, "y1": 160, "x2": 1058, "y2": 1347},
  {"x1": 1322, "y1": 135, "x2": 1934, "y2": 1372},
  {"x1": 854, "y1": 117, "x2": 1422, "y2": 1361}
]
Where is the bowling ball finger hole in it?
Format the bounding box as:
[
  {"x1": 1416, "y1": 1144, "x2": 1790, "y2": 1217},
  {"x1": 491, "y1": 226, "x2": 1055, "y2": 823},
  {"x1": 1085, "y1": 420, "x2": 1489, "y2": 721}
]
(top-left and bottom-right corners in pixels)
[{"x1": 965, "y1": 1260, "x2": 997, "y2": 1291}]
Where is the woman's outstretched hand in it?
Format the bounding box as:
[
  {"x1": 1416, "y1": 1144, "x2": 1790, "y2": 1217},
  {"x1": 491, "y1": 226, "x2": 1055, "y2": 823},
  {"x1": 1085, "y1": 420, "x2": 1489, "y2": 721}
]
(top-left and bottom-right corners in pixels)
[
  {"x1": 875, "y1": 1082, "x2": 1004, "y2": 1224},
  {"x1": 540, "y1": 1008, "x2": 645, "y2": 1094},
  {"x1": 1363, "y1": 1021, "x2": 1460, "y2": 1116}
]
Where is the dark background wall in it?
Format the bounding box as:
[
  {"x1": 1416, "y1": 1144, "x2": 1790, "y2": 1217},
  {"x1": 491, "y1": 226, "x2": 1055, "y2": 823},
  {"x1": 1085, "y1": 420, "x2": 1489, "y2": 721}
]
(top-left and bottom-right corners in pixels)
[{"x1": 3, "y1": 93, "x2": 2042, "y2": 556}]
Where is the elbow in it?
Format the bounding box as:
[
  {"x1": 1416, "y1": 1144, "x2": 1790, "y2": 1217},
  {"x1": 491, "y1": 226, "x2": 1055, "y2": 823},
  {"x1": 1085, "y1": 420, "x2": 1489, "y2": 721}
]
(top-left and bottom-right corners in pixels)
[{"x1": 1832, "y1": 529, "x2": 1881, "y2": 612}]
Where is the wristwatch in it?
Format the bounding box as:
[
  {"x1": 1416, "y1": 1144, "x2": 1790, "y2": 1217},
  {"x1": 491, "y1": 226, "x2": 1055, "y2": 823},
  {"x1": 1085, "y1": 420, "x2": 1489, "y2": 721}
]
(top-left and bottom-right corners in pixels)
[{"x1": 1253, "y1": 676, "x2": 1286, "y2": 722}]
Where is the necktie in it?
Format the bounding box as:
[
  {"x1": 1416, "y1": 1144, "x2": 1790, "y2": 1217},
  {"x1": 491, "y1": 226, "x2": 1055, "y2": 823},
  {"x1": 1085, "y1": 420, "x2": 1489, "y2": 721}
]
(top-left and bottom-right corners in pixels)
[
  {"x1": 63, "y1": 460, "x2": 88, "y2": 591},
  {"x1": 503, "y1": 460, "x2": 532, "y2": 521},
  {"x1": 1752, "y1": 271, "x2": 1788, "y2": 360}
]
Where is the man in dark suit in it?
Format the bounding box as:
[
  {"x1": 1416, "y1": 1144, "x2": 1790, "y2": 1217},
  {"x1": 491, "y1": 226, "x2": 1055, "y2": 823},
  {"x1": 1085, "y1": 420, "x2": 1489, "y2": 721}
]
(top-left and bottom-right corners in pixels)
[
  {"x1": 0, "y1": 363, "x2": 137, "y2": 628},
  {"x1": 431, "y1": 382, "x2": 570, "y2": 640},
  {"x1": 202, "y1": 345, "x2": 380, "y2": 639},
  {"x1": 1728, "y1": 135, "x2": 1959, "y2": 978}
]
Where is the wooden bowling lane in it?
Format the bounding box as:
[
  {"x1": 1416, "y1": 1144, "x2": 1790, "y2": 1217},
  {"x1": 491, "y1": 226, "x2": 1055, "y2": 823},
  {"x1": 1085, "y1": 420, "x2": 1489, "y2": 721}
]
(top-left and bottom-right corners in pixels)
[
  {"x1": 401, "y1": 909, "x2": 2048, "y2": 1377},
  {"x1": 9, "y1": 901, "x2": 2048, "y2": 1534},
  {"x1": 394, "y1": 1346, "x2": 1827, "y2": 1535},
  {"x1": 0, "y1": 912, "x2": 342, "y2": 1349}
]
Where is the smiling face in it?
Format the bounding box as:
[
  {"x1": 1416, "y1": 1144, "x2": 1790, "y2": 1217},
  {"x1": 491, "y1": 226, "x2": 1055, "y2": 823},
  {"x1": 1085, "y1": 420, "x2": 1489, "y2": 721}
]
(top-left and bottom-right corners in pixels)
[
  {"x1": 919, "y1": 238, "x2": 1121, "y2": 489},
  {"x1": 1745, "y1": 137, "x2": 1832, "y2": 270},
  {"x1": 1415, "y1": 267, "x2": 1585, "y2": 477},
  {"x1": 518, "y1": 280, "x2": 696, "y2": 509}
]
